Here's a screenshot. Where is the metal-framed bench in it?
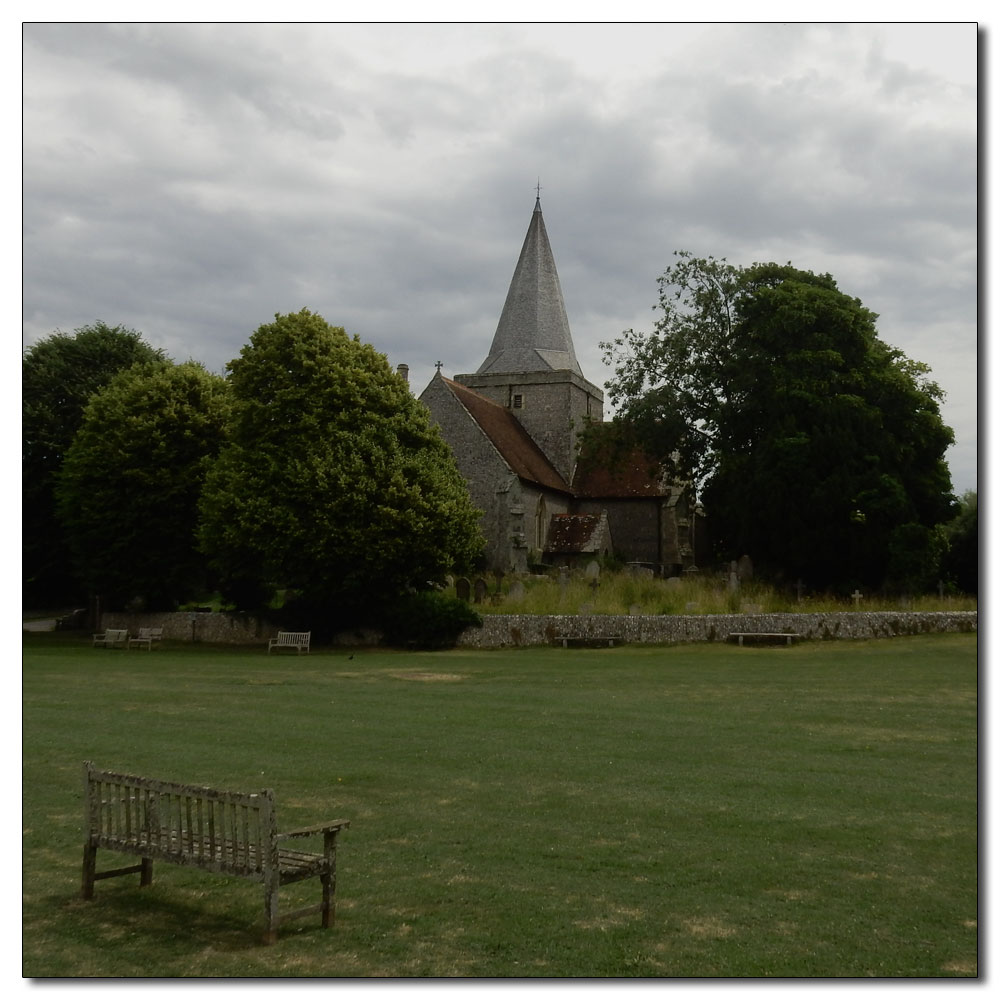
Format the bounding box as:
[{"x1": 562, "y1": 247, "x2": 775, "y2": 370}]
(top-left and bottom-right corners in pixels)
[
  {"x1": 93, "y1": 628, "x2": 128, "y2": 649},
  {"x1": 81, "y1": 762, "x2": 349, "y2": 944},
  {"x1": 268, "y1": 631, "x2": 311, "y2": 654},
  {"x1": 128, "y1": 627, "x2": 163, "y2": 651}
]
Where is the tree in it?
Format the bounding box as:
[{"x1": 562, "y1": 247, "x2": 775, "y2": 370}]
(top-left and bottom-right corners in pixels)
[
  {"x1": 198, "y1": 309, "x2": 483, "y2": 621},
  {"x1": 602, "y1": 253, "x2": 956, "y2": 591},
  {"x1": 23, "y1": 322, "x2": 166, "y2": 605},
  {"x1": 941, "y1": 490, "x2": 977, "y2": 594},
  {"x1": 56, "y1": 361, "x2": 230, "y2": 610}
]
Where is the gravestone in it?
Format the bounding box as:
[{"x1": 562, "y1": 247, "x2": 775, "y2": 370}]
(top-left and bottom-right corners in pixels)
[
  {"x1": 585, "y1": 560, "x2": 601, "y2": 580},
  {"x1": 851, "y1": 589, "x2": 863, "y2": 607},
  {"x1": 737, "y1": 554, "x2": 753, "y2": 581},
  {"x1": 629, "y1": 604, "x2": 642, "y2": 616},
  {"x1": 728, "y1": 571, "x2": 740, "y2": 593},
  {"x1": 509, "y1": 580, "x2": 526, "y2": 602},
  {"x1": 665, "y1": 576, "x2": 682, "y2": 590},
  {"x1": 456, "y1": 577, "x2": 471, "y2": 602},
  {"x1": 559, "y1": 566, "x2": 569, "y2": 597},
  {"x1": 473, "y1": 578, "x2": 488, "y2": 604}
]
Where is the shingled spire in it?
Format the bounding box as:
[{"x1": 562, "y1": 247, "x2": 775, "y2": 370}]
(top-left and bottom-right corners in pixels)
[{"x1": 476, "y1": 196, "x2": 583, "y2": 376}]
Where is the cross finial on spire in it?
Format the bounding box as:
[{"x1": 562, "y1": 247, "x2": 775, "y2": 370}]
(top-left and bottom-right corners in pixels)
[
  {"x1": 534, "y1": 178, "x2": 542, "y2": 212},
  {"x1": 435, "y1": 360, "x2": 443, "y2": 374}
]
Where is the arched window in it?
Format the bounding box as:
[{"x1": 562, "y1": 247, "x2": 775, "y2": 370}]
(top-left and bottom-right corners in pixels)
[{"x1": 535, "y1": 496, "x2": 548, "y2": 552}]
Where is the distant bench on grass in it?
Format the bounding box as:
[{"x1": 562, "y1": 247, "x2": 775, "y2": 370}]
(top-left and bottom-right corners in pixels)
[{"x1": 727, "y1": 632, "x2": 800, "y2": 647}]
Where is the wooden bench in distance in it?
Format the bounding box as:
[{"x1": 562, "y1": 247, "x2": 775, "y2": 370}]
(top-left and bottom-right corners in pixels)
[
  {"x1": 128, "y1": 627, "x2": 163, "y2": 651},
  {"x1": 93, "y1": 628, "x2": 128, "y2": 649},
  {"x1": 727, "y1": 632, "x2": 800, "y2": 647},
  {"x1": 81, "y1": 762, "x2": 350, "y2": 944},
  {"x1": 554, "y1": 635, "x2": 625, "y2": 648},
  {"x1": 268, "y1": 631, "x2": 311, "y2": 654}
]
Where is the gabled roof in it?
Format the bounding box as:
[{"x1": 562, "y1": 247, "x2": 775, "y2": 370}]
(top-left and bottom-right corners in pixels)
[
  {"x1": 440, "y1": 377, "x2": 571, "y2": 494},
  {"x1": 476, "y1": 197, "x2": 583, "y2": 377},
  {"x1": 572, "y1": 426, "x2": 671, "y2": 499}
]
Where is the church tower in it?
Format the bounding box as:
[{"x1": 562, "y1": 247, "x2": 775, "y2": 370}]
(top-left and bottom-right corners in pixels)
[
  {"x1": 419, "y1": 193, "x2": 702, "y2": 574},
  {"x1": 453, "y1": 196, "x2": 604, "y2": 483}
]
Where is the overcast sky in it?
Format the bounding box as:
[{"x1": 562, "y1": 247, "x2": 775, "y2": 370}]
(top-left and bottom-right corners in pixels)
[{"x1": 21, "y1": 21, "x2": 978, "y2": 494}]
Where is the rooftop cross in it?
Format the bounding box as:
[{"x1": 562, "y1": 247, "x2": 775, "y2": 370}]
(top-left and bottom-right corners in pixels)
[{"x1": 435, "y1": 361, "x2": 443, "y2": 374}]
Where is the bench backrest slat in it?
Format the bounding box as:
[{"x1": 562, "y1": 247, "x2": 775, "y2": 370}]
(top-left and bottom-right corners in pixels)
[{"x1": 84, "y1": 763, "x2": 274, "y2": 877}]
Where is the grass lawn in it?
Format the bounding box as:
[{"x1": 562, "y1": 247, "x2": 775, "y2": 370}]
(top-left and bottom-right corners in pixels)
[{"x1": 22, "y1": 633, "x2": 978, "y2": 978}]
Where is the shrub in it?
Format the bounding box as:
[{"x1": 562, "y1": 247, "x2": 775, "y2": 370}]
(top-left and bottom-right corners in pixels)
[{"x1": 381, "y1": 591, "x2": 483, "y2": 649}]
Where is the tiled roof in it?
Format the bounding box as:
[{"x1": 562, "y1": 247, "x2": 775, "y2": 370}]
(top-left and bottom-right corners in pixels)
[
  {"x1": 441, "y1": 378, "x2": 571, "y2": 494},
  {"x1": 476, "y1": 198, "x2": 583, "y2": 376},
  {"x1": 572, "y1": 428, "x2": 670, "y2": 499}
]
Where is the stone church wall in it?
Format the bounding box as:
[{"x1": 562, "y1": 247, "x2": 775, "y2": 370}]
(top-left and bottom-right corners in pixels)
[
  {"x1": 576, "y1": 499, "x2": 662, "y2": 568},
  {"x1": 420, "y1": 376, "x2": 517, "y2": 569},
  {"x1": 455, "y1": 369, "x2": 602, "y2": 484}
]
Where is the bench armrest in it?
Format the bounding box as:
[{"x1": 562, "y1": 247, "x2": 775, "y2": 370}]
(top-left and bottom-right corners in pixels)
[{"x1": 277, "y1": 819, "x2": 350, "y2": 840}]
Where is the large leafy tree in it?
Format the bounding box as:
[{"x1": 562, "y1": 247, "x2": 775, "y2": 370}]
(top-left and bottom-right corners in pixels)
[
  {"x1": 56, "y1": 361, "x2": 230, "y2": 610},
  {"x1": 602, "y1": 253, "x2": 956, "y2": 591},
  {"x1": 941, "y1": 490, "x2": 977, "y2": 595},
  {"x1": 23, "y1": 322, "x2": 166, "y2": 605},
  {"x1": 198, "y1": 309, "x2": 483, "y2": 618}
]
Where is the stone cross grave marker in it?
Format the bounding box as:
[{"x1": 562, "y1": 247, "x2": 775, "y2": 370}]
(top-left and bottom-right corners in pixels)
[{"x1": 851, "y1": 589, "x2": 863, "y2": 607}]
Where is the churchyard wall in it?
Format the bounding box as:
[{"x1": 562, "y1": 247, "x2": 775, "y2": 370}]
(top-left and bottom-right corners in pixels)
[
  {"x1": 456, "y1": 611, "x2": 977, "y2": 647},
  {"x1": 100, "y1": 609, "x2": 976, "y2": 647}
]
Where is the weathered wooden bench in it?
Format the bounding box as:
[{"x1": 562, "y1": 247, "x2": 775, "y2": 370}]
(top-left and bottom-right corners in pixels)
[
  {"x1": 128, "y1": 627, "x2": 163, "y2": 651},
  {"x1": 554, "y1": 635, "x2": 625, "y2": 648},
  {"x1": 727, "y1": 632, "x2": 800, "y2": 647},
  {"x1": 268, "y1": 631, "x2": 311, "y2": 654},
  {"x1": 81, "y1": 762, "x2": 350, "y2": 944},
  {"x1": 93, "y1": 628, "x2": 128, "y2": 649}
]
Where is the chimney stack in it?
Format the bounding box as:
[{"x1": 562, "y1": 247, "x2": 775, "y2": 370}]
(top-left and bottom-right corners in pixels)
[{"x1": 396, "y1": 363, "x2": 409, "y2": 384}]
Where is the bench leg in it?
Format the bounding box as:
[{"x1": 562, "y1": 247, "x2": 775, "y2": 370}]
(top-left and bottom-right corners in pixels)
[
  {"x1": 263, "y1": 874, "x2": 280, "y2": 945},
  {"x1": 82, "y1": 843, "x2": 97, "y2": 900},
  {"x1": 320, "y1": 872, "x2": 333, "y2": 929},
  {"x1": 140, "y1": 857, "x2": 153, "y2": 887},
  {"x1": 322, "y1": 828, "x2": 341, "y2": 929}
]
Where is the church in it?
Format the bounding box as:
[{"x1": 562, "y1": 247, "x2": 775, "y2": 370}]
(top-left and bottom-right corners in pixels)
[{"x1": 418, "y1": 196, "x2": 702, "y2": 576}]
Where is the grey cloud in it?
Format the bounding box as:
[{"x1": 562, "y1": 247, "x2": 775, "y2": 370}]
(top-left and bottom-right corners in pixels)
[{"x1": 21, "y1": 22, "x2": 977, "y2": 493}]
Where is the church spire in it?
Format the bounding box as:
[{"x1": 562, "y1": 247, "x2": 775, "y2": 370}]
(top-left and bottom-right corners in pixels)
[{"x1": 476, "y1": 195, "x2": 583, "y2": 376}]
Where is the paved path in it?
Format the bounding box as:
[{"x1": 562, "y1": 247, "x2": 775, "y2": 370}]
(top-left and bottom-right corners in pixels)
[{"x1": 23, "y1": 619, "x2": 56, "y2": 632}]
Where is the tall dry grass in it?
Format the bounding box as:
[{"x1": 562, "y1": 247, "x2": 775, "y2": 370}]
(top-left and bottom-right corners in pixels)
[{"x1": 448, "y1": 570, "x2": 976, "y2": 616}]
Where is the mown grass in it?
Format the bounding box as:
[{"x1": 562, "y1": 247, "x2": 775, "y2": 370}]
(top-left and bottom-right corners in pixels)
[
  {"x1": 448, "y1": 571, "x2": 977, "y2": 616},
  {"x1": 22, "y1": 633, "x2": 977, "y2": 978}
]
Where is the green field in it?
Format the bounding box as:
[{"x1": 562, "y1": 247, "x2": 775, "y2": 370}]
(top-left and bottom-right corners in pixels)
[{"x1": 22, "y1": 633, "x2": 978, "y2": 978}]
